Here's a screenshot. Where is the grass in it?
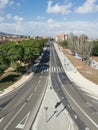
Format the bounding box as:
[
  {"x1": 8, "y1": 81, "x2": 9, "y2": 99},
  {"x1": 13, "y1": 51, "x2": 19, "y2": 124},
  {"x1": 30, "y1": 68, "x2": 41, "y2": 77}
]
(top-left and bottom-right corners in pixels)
[{"x1": 0, "y1": 72, "x2": 22, "y2": 91}]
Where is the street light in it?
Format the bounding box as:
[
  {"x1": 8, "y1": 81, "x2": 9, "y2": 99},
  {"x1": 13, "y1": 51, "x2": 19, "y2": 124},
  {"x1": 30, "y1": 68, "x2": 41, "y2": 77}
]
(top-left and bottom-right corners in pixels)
[{"x1": 44, "y1": 107, "x2": 48, "y2": 122}]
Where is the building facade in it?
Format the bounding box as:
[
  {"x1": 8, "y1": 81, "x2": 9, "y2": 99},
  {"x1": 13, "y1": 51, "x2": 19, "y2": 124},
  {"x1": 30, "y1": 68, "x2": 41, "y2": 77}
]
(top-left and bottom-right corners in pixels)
[{"x1": 55, "y1": 33, "x2": 68, "y2": 42}]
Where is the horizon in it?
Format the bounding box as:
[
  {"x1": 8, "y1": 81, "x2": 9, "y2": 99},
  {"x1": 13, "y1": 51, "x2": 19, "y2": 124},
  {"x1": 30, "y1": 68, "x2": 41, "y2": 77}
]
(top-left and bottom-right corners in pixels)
[{"x1": 0, "y1": 0, "x2": 98, "y2": 38}]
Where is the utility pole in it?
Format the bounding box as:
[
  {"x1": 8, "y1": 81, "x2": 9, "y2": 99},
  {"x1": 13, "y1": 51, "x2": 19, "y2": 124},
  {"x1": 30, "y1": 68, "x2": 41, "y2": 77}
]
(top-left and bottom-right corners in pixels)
[{"x1": 44, "y1": 107, "x2": 48, "y2": 122}]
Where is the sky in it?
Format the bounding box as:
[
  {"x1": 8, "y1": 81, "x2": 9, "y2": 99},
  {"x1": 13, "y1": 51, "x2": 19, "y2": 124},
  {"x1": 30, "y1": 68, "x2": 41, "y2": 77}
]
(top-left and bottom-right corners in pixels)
[{"x1": 0, "y1": 0, "x2": 98, "y2": 38}]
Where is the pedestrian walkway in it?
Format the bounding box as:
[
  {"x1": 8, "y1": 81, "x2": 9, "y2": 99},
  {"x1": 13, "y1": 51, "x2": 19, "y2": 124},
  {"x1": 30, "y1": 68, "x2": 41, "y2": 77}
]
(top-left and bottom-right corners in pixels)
[
  {"x1": 34, "y1": 66, "x2": 64, "y2": 73},
  {"x1": 32, "y1": 86, "x2": 78, "y2": 130},
  {"x1": 54, "y1": 43, "x2": 98, "y2": 99}
]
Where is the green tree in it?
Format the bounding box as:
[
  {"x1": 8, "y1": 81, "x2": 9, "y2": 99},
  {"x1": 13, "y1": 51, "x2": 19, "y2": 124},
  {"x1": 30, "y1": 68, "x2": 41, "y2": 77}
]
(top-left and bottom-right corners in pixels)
[
  {"x1": 0, "y1": 45, "x2": 10, "y2": 75},
  {"x1": 79, "y1": 35, "x2": 93, "y2": 61},
  {"x1": 0, "y1": 38, "x2": 46, "y2": 74},
  {"x1": 59, "y1": 40, "x2": 68, "y2": 48},
  {"x1": 92, "y1": 40, "x2": 98, "y2": 56},
  {"x1": 7, "y1": 44, "x2": 24, "y2": 64}
]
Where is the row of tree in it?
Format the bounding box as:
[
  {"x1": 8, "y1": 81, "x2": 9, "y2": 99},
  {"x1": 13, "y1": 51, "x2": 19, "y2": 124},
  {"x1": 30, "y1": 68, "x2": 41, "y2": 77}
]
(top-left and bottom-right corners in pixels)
[
  {"x1": 0, "y1": 38, "x2": 47, "y2": 75},
  {"x1": 58, "y1": 33, "x2": 98, "y2": 62}
]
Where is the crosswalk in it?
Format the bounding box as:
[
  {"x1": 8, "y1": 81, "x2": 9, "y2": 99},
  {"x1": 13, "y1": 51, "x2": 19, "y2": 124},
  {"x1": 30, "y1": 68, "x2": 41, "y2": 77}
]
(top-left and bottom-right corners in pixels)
[{"x1": 34, "y1": 66, "x2": 64, "y2": 73}]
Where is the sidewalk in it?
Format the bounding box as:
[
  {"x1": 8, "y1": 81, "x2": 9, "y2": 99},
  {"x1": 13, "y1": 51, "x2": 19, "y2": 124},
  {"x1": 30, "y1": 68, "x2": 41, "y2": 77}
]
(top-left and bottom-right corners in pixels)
[
  {"x1": 32, "y1": 86, "x2": 78, "y2": 130},
  {"x1": 0, "y1": 73, "x2": 33, "y2": 97},
  {"x1": 54, "y1": 43, "x2": 98, "y2": 99}
]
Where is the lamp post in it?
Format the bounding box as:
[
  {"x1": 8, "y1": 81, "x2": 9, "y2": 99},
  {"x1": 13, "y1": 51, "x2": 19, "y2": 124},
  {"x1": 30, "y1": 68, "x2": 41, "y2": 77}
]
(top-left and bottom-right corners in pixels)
[{"x1": 44, "y1": 107, "x2": 48, "y2": 122}]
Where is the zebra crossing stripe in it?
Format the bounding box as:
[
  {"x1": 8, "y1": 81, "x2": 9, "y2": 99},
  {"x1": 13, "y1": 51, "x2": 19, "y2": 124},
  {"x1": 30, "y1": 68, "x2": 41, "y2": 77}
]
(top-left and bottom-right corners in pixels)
[
  {"x1": 53, "y1": 67, "x2": 54, "y2": 72},
  {"x1": 46, "y1": 66, "x2": 48, "y2": 71},
  {"x1": 52, "y1": 67, "x2": 54, "y2": 72},
  {"x1": 35, "y1": 66, "x2": 64, "y2": 73},
  {"x1": 57, "y1": 67, "x2": 59, "y2": 72},
  {"x1": 51, "y1": 67, "x2": 53, "y2": 72},
  {"x1": 53, "y1": 67, "x2": 55, "y2": 72}
]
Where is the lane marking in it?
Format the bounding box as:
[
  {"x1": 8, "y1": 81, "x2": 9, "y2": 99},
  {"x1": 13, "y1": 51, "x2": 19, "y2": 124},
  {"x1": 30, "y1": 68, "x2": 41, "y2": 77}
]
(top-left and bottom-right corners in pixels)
[
  {"x1": 58, "y1": 64, "x2": 98, "y2": 129},
  {"x1": 92, "y1": 111, "x2": 98, "y2": 115},
  {"x1": 51, "y1": 48, "x2": 72, "y2": 130},
  {"x1": 38, "y1": 80, "x2": 40, "y2": 84},
  {"x1": 15, "y1": 112, "x2": 31, "y2": 129},
  {"x1": 0, "y1": 117, "x2": 4, "y2": 123},
  {"x1": 26, "y1": 94, "x2": 33, "y2": 102},
  {"x1": 34, "y1": 87, "x2": 37, "y2": 91},
  {"x1": 4, "y1": 103, "x2": 26, "y2": 130},
  {"x1": 53, "y1": 45, "x2": 98, "y2": 128},
  {"x1": 34, "y1": 80, "x2": 40, "y2": 91}
]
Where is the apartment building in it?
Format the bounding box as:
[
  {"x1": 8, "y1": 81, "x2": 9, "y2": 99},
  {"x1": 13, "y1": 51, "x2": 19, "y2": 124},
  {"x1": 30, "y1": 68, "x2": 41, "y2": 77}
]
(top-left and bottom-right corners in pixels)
[{"x1": 55, "y1": 33, "x2": 68, "y2": 42}]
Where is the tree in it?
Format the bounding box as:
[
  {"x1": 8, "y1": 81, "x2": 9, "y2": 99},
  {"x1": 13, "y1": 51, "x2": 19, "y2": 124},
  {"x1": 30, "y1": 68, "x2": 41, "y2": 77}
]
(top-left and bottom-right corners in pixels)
[
  {"x1": 0, "y1": 38, "x2": 46, "y2": 74},
  {"x1": 79, "y1": 35, "x2": 93, "y2": 61},
  {"x1": 0, "y1": 45, "x2": 10, "y2": 75},
  {"x1": 92, "y1": 40, "x2": 98, "y2": 56},
  {"x1": 59, "y1": 40, "x2": 68, "y2": 47},
  {"x1": 67, "y1": 33, "x2": 93, "y2": 62},
  {"x1": 7, "y1": 44, "x2": 24, "y2": 64},
  {"x1": 68, "y1": 33, "x2": 78, "y2": 55}
]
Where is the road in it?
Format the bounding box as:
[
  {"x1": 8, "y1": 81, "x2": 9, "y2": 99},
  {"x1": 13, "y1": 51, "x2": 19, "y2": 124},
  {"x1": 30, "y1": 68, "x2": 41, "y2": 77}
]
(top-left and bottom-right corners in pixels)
[
  {"x1": 0, "y1": 41, "x2": 98, "y2": 130},
  {"x1": 50, "y1": 41, "x2": 98, "y2": 130},
  {"x1": 0, "y1": 47, "x2": 49, "y2": 130}
]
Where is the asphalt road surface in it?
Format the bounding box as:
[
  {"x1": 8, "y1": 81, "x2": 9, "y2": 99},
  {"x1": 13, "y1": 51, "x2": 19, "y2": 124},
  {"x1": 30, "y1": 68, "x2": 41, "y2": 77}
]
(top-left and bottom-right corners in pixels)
[
  {"x1": 50, "y1": 41, "x2": 98, "y2": 130},
  {"x1": 0, "y1": 47, "x2": 49, "y2": 130},
  {"x1": 0, "y1": 41, "x2": 98, "y2": 130}
]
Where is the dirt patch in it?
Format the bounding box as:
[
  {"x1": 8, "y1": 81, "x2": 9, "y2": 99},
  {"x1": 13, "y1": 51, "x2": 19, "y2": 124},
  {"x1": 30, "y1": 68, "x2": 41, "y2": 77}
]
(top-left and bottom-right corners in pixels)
[
  {"x1": 61, "y1": 47, "x2": 98, "y2": 85},
  {"x1": 93, "y1": 57, "x2": 98, "y2": 62}
]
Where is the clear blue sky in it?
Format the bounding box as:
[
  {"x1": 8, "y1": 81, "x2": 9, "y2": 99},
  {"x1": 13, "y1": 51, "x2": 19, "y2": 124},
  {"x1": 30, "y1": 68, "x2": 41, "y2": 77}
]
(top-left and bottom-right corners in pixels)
[{"x1": 0, "y1": 0, "x2": 98, "y2": 38}]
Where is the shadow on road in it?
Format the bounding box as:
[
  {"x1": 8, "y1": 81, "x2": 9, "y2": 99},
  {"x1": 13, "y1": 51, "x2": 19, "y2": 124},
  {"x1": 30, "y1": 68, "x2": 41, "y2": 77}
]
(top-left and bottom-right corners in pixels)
[
  {"x1": 47, "y1": 110, "x2": 57, "y2": 123},
  {"x1": 56, "y1": 106, "x2": 66, "y2": 117}
]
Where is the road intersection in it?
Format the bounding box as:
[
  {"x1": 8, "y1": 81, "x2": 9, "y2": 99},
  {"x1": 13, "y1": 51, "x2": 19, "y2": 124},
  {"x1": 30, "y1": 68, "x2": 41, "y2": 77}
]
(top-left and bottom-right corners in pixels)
[{"x1": 0, "y1": 41, "x2": 98, "y2": 130}]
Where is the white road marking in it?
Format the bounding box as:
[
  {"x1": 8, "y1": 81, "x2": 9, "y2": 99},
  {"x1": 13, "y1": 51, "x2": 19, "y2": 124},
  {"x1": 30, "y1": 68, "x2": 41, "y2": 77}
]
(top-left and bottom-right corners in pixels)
[
  {"x1": 55, "y1": 67, "x2": 57, "y2": 72},
  {"x1": 74, "y1": 114, "x2": 78, "y2": 119},
  {"x1": 93, "y1": 112, "x2": 98, "y2": 115},
  {"x1": 4, "y1": 103, "x2": 26, "y2": 130},
  {"x1": 54, "y1": 57, "x2": 98, "y2": 129},
  {"x1": 49, "y1": 66, "x2": 65, "y2": 72},
  {"x1": 15, "y1": 112, "x2": 31, "y2": 129},
  {"x1": 34, "y1": 80, "x2": 40, "y2": 91},
  {"x1": 34, "y1": 86, "x2": 37, "y2": 91},
  {"x1": 51, "y1": 67, "x2": 53, "y2": 72},
  {"x1": 26, "y1": 94, "x2": 33, "y2": 102},
  {"x1": 63, "y1": 84, "x2": 98, "y2": 128},
  {"x1": 0, "y1": 117, "x2": 4, "y2": 123},
  {"x1": 47, "y1": 68, "x2": 49, "y2": 72},
  {"x1": 38, "y1": 80, "x2": 40, "y2": 84},
  {"x1": 54, "y1": 67, "x2": 56, "y2": 72}
]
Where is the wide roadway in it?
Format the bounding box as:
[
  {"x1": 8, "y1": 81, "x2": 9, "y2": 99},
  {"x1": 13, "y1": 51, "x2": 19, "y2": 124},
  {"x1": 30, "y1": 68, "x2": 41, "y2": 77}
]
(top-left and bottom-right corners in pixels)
[
  {"x1": 0, "y1": 41, "x2": 98, "y2": 130},
  {"x1": 0, "y1": 48, "x2": 49, "y2": 130},
  {"x1": 50, "y1": 41, "x2": 98, "y2": 130}
]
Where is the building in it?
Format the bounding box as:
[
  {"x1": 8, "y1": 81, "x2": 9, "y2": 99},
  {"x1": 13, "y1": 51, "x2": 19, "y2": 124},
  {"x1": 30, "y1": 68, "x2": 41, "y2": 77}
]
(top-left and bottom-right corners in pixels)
[{"x1": 55, "y1": 33, "x2": 68, "y2": 42}]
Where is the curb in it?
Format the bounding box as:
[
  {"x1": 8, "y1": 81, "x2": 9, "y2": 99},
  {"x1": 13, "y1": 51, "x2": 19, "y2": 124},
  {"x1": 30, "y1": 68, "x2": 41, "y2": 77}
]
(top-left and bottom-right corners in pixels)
[
  {"x1": 54, "y1": 43, "x2": 98, "y2": 98},
  {"x1": 0, "y1": 73, "x2": 33, "y2": 97},
  {"x1": 24, "y1": 78, "x2": 48, "y2": 130}
]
